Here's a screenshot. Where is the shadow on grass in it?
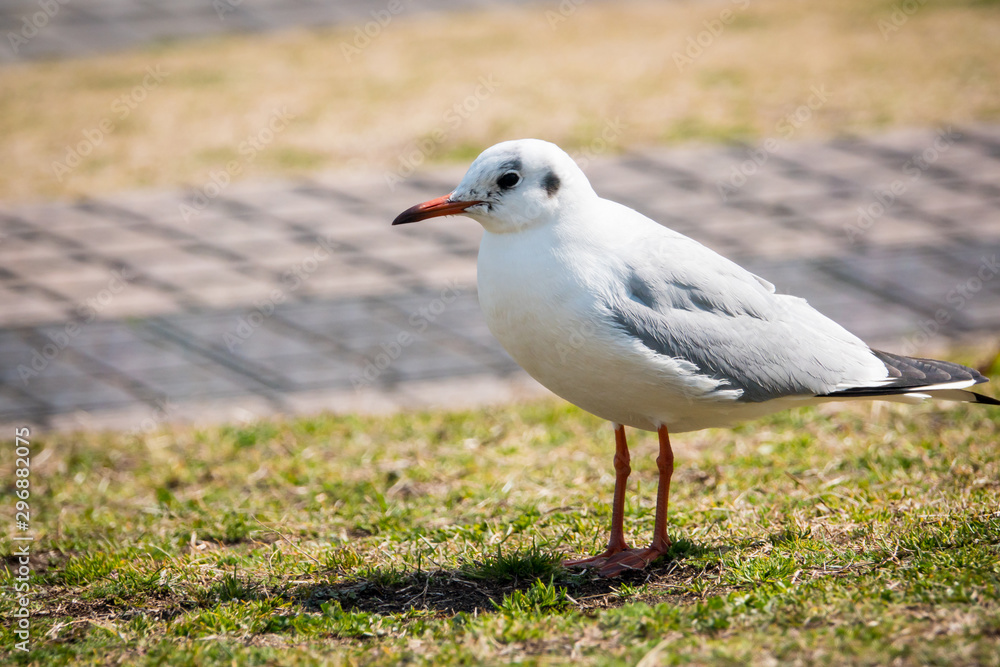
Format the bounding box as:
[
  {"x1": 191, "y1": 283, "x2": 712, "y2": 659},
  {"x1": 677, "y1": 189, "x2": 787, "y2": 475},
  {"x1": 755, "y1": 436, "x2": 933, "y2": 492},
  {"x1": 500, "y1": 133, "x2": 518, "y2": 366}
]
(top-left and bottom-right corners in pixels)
[
  {"x1": 293, "y1": 539, "x2": 711, "y2": 615},
  {"x1": 22, "y1": 540, "x2": 717, "y2": 626}
]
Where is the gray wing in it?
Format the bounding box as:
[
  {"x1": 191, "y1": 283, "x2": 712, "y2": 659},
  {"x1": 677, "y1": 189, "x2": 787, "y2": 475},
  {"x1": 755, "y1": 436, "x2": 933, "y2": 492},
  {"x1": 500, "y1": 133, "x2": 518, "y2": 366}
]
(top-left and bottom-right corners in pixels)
[{"x1": 603, "y1": 242, "x2": 885, "y2": 402}]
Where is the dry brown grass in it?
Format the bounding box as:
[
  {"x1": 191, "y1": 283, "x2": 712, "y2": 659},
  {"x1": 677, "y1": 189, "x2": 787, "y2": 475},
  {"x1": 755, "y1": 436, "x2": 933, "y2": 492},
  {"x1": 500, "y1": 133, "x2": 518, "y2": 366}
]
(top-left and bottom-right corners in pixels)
[{"x1": 1, "y1": 0, "x2": 998, "y2": 203}]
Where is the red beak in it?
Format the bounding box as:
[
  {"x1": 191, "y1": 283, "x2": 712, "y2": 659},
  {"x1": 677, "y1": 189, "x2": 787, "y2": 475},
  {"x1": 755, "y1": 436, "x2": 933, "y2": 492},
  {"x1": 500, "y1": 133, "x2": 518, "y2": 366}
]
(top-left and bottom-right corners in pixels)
[{"x1": 391, "y1": 194, "x2": 484, "y2": 226}]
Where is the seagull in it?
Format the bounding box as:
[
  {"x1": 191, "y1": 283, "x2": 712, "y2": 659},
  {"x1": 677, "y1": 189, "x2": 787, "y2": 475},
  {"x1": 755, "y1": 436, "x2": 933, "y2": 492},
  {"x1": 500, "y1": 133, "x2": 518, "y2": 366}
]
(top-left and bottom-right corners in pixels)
[{"x1": 392, "y1": 138, "x2": 999, "y2": 578}]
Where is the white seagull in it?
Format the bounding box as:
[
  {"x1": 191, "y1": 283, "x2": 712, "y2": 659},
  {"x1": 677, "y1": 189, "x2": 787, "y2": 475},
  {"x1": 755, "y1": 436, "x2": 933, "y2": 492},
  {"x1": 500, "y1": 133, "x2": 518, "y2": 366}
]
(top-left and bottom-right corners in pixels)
[{"x1": 392, "y1": 138, "x2": 999, "y2": 577}]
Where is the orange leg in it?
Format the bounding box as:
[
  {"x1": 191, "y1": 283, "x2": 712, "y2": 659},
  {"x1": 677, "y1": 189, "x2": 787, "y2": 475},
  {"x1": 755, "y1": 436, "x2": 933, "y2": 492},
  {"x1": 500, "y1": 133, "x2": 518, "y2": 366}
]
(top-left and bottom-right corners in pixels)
[
  {"x1": 598, "y1": 424, "x2": 674, "y2": 577},
  {"x1": 563, "y1": 424, "x2": 632, "y2": 568}
]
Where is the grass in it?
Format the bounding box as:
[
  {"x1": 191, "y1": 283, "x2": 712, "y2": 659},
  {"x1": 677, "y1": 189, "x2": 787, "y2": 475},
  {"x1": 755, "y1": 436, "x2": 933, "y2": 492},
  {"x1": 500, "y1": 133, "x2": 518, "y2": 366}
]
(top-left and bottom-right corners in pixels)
[
  {"x1": 1, "y1": 0, "x2": 1000, "y2": 202},
  {"x1": 2, "y1": 365, "x2": 999, "y2": 665}
]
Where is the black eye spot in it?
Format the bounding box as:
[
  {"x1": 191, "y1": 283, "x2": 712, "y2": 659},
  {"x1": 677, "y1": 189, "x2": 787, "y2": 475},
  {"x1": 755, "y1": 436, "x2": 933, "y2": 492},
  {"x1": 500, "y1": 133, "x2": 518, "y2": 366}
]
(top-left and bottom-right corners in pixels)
[
  {"x1": 497, "y1": 171, "x2": 521, "y2": 189},
  {"x1": 542, "y1": 170, "x2": 560, "y2": 197}
]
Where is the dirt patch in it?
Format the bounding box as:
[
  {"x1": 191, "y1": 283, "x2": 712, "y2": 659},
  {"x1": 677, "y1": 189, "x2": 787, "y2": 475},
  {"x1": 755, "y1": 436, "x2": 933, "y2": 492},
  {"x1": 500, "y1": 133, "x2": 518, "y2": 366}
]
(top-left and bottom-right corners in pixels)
[
  {"x1": 32, "y1": 586, "x2": 193, "y2": 626},
  {"x1": 2, "y1": 549, "x2": 68, "y2": 576}
]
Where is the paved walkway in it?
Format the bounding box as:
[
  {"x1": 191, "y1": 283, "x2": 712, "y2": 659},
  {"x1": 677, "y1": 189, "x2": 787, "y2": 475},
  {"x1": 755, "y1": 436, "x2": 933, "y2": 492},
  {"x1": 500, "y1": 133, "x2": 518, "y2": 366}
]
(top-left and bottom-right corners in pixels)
[
  {"x1": 2, "y1": 126, "x2": 1000, "y2": 432},
  {"x1": 0, "y1": 0, "x2": 542, "y2": 62}
]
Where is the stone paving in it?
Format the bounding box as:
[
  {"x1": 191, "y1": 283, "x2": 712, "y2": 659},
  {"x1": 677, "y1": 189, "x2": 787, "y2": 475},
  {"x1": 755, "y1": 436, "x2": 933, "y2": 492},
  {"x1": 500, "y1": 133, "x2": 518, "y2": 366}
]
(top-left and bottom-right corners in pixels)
[
  {"x1": 0, "y1": 0, "x2": 543, "y2": 62},
  {"x1": 2, "y1": 125, "x2": 1000, "y2": 432}
]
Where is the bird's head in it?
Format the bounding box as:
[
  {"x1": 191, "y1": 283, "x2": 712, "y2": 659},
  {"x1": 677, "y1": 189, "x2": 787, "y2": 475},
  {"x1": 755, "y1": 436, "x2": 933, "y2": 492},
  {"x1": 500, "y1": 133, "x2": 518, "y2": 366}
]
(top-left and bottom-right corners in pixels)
[{"x1": 392, "y1": 139, "x2": 596, "y2": 234}]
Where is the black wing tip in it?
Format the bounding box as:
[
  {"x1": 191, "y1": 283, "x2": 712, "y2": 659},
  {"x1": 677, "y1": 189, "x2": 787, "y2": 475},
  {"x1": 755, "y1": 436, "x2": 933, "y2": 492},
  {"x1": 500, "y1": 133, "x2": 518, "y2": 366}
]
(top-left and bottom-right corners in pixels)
[
  {"x1": 971, "y1": 392, "x2": 1000, "y2": 406},
  {"x1": 816, "y1": 388, "x2": 1000, "y2": 405},
  {"x1": 817, "y1": 349, "x2": 998, "y2": 401},
  {"x1": 869, "y1": 349, "x2": 989, "y2": 387}
]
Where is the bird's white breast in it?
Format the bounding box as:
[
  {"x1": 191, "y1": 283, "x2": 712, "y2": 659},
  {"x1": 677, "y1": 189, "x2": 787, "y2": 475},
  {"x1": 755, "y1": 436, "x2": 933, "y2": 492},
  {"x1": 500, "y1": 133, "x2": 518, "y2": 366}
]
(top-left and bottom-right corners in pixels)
[
  {"x1": 477, "y1": 225, "x2": 586, "y2": 379},
  {"x1": 477, "y1": 223, "x2": 775, "y2": 432}
]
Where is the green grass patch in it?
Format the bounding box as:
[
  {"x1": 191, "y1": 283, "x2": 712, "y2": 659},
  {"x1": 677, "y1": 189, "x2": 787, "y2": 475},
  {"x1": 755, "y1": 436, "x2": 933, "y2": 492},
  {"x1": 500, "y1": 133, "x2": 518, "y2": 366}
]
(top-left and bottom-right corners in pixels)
[{"x1": 1, "y1": 375, "x2": 998, "y2": 664}]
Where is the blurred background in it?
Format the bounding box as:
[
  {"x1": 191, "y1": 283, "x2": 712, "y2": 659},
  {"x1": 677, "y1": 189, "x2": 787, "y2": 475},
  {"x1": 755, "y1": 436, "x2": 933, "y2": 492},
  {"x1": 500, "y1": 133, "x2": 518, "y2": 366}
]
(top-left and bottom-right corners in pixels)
[{"x1": 0, "y1": 0, "x2": 998, "y2": 432}]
